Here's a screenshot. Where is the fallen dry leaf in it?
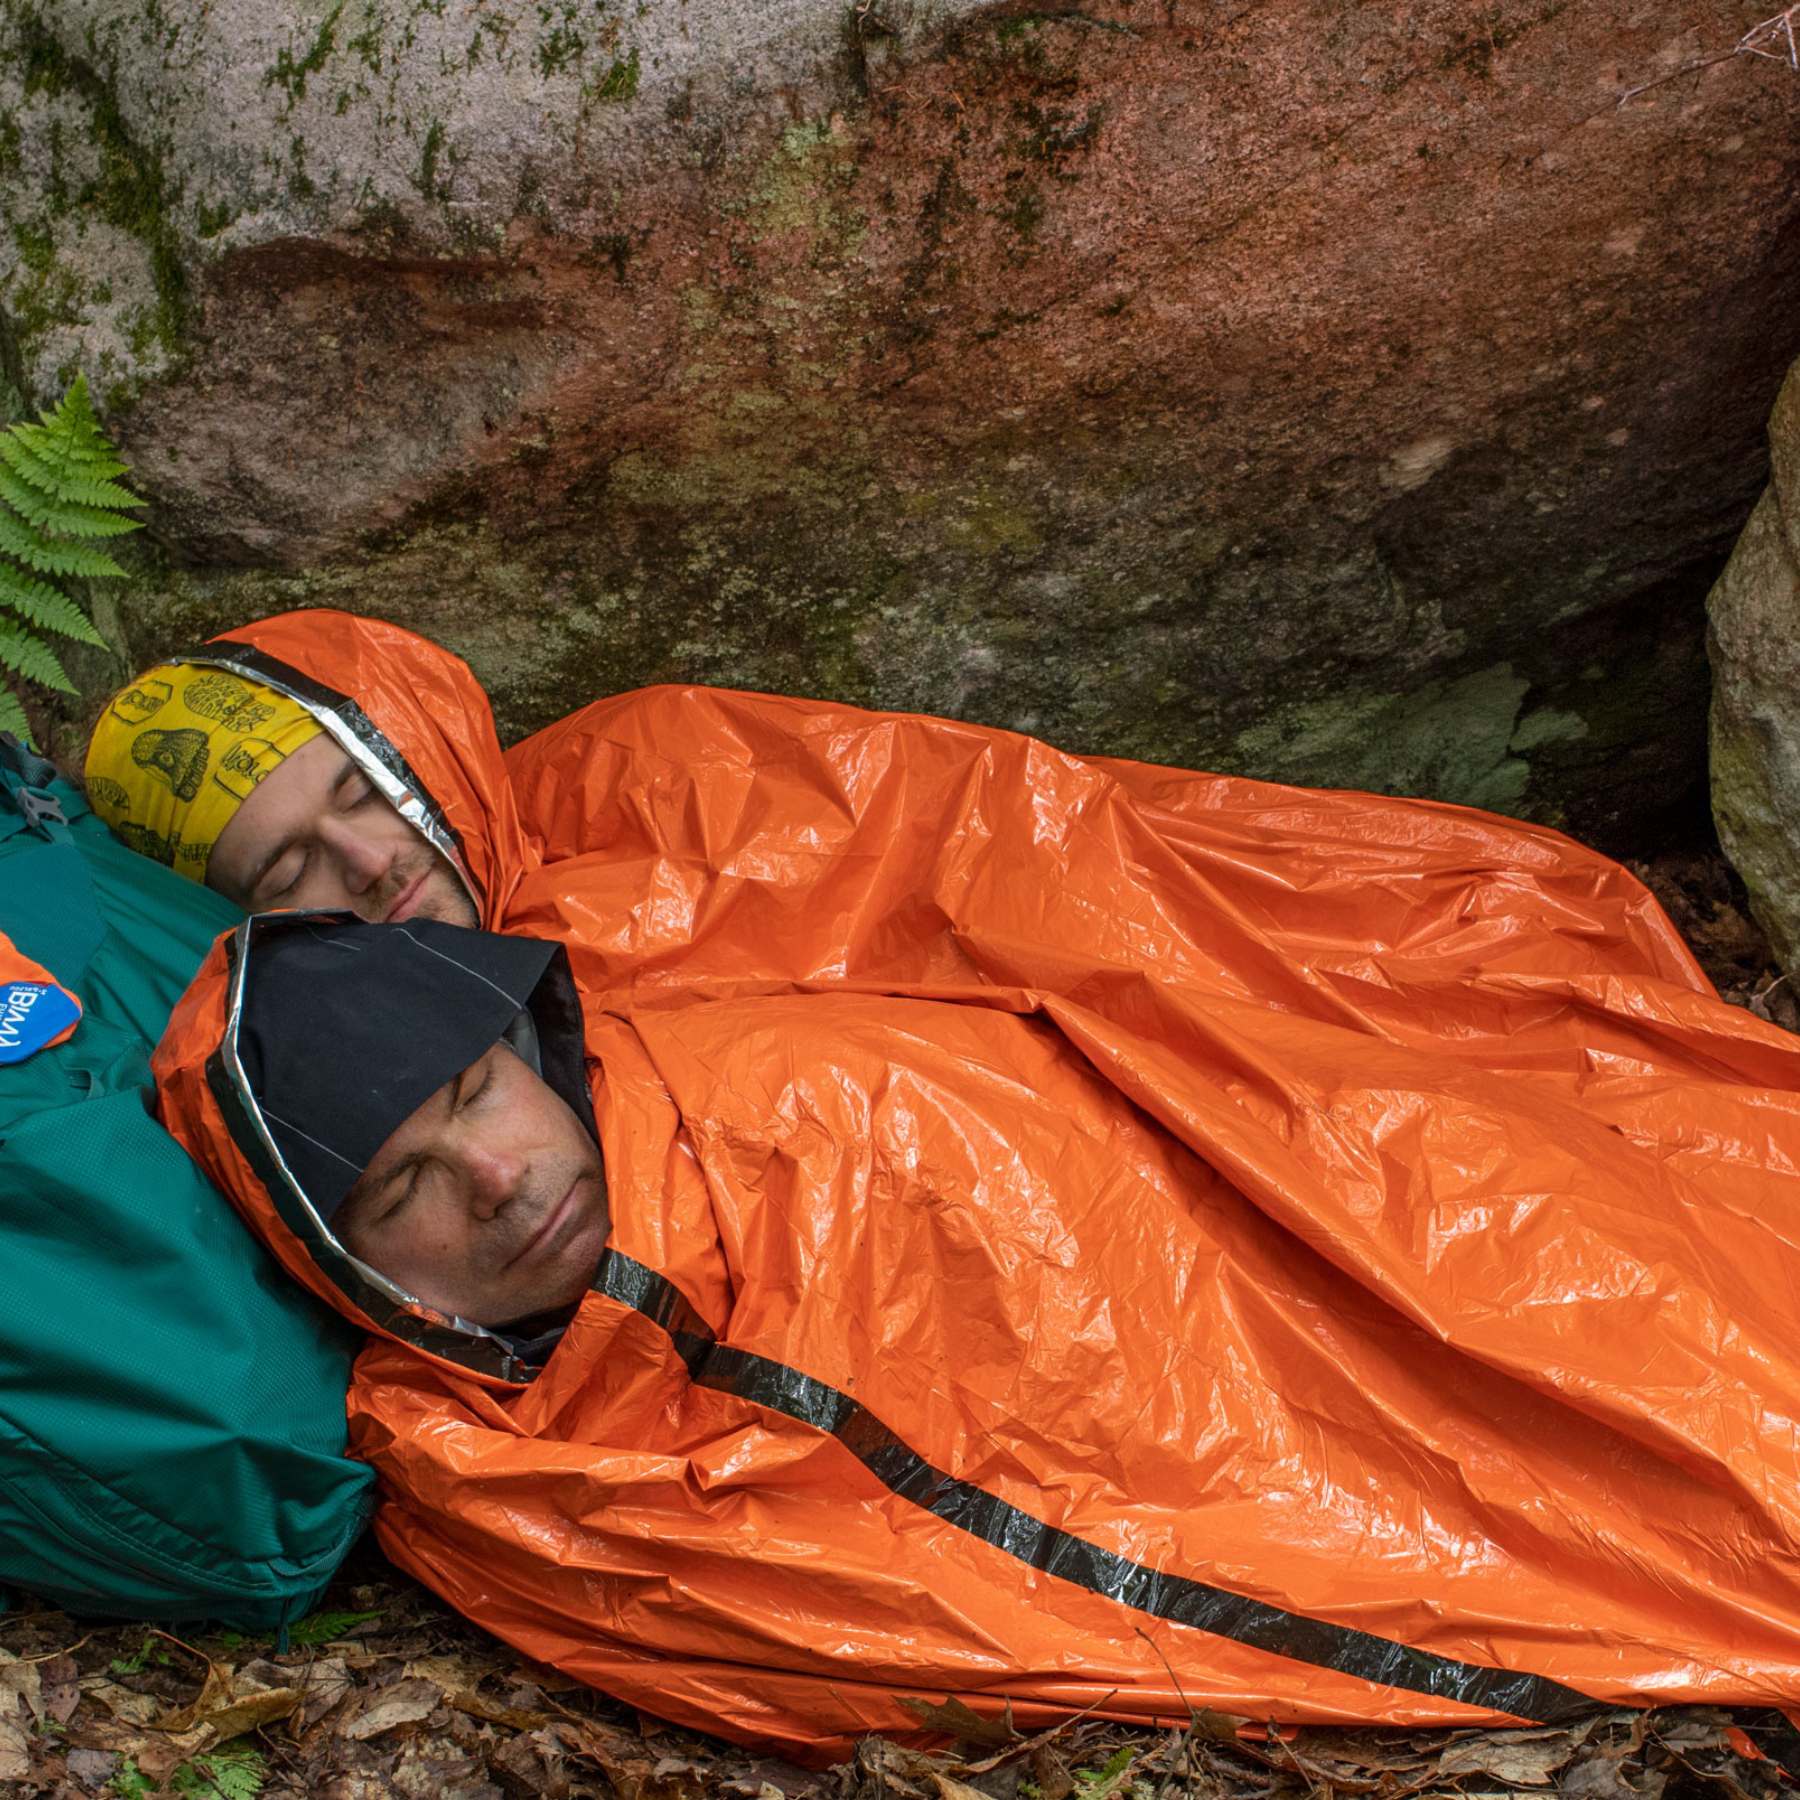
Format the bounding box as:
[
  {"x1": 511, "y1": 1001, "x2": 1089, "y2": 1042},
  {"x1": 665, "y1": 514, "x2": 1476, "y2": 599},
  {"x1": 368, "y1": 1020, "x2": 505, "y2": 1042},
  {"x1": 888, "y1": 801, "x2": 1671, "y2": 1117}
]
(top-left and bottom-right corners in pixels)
[
  {"x1": 0, "y1": 1648, "x2": 43, "y2": 1724},
  {"x1": 285, "y1": 1653, "x2": 356, "y2": 1731},
  {"x1": 402, "y1": 1653, "x2": 482, "y2": 1690},
  {"x1": 335, "y1": 1676, "x2": 444, "y2": 1741},
  {"x1": 1561, "y1": 1745, "x2": 1667, "y2": 1800},
  {"x1": 150, "y1": 1656, "x2": 232, "y2": 1734},
  {"x1": 1652, "y1": 1709, "x2": 1733, "y2": 1749},
  {"x1": 133, "y1": 1727, "x2": 218, "y2": 1785},
  {"x1": 321, "y1": 1773, "x2": 423, "y2": 1800},
  {"x1": 196, "y1": 1682, "x2": 305, "y2": 1740},
  {"x1": 154, "y1": 1656, "x2": 305, "y2": 1741},
  {"x1": 855, "y1": 1735, "x2": 960, "y2": 1798},
  {"x1": 1192, "y1": 1707, "x2": 1252, "y2": 1743},
  {"x1": 402, "y1": 1652, "x2": 549, "y2": 1730},
  {"x1": 78, "y1": 1676, "x2": 160, "y2": 1725},
  {"x1": 897, "y1": 1694, "x2": 1017, "y2": 1749},
  {"x1": 0, "y1": 1693, "x2": 29, "y2": 1785},
  {"x1": 927, "y1": 1771, "x2": 992, "y2": 1800},
  {"x1": 558, "y1": 1714, "x2": 667, "y2": 1799},
  {"x1": 36, "y1": 1653, "x2": 79, "y2": 1725},
  {"x1": 389, "y1": 1745, "x2": 503, "y2": 1799},
  {"x1": 1029, "y1": 1741, "x2": 1076, "y2": 1800},
  {"x1": 653, "y1": 1752, "x2": 717, "y2": 1785},
  {"x1": 1436, "y1": 1735, "x2": 1576, "y2": 1786},
  {"x1": 491, "y1": 1721, "x2": 571, "y2": 1797},
  {"x1": 67, "y1": 1744, "x2": 119, "y2": 1789}
]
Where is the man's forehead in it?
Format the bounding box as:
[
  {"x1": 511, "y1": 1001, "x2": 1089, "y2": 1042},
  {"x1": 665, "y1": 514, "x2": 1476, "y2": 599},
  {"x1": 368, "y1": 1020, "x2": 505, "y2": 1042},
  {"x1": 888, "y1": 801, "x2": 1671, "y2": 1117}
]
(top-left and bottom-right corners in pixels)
[
  {"x1": 213, "y1": 733, "x2": 342, "y2": 841},
  {"x1": 235, "y1": 916, "x2": 562, "y2": 1228},
  {"x1": 346, "y1": 1043, "x2": 526, "y2": 1218},
  {"x1": 375, "y1": 1053, "x2": 475, "y2": 1150},
  {"x1": 361, "y1": 1044, "x2": 517, "y2": 1175},
  {"x1": 212, "y1": 736, "x2": 371, "y2": 890}
]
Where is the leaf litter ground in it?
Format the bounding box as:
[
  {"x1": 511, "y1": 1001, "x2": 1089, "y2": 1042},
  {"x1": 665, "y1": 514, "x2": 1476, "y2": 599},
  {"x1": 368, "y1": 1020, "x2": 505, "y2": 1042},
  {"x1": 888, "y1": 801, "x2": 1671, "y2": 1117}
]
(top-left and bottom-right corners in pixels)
[{"x1": 3, "y1": 845, "x2": 1797, "y2": 1800}]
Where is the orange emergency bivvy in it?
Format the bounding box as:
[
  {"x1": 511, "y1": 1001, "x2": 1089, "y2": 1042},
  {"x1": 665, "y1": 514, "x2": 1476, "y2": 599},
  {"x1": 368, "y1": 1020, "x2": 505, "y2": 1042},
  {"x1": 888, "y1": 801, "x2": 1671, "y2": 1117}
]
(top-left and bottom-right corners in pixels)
[{"x1": 153, "y1": 612, "x2": 1800, "y2": 1762}]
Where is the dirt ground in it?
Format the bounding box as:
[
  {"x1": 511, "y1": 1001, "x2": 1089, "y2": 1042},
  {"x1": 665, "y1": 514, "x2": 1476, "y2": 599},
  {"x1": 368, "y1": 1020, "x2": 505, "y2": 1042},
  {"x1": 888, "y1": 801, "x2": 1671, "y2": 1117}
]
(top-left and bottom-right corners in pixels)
[{"x1": 3, "y1": 846, "x2": 1797, "y2": 1800}]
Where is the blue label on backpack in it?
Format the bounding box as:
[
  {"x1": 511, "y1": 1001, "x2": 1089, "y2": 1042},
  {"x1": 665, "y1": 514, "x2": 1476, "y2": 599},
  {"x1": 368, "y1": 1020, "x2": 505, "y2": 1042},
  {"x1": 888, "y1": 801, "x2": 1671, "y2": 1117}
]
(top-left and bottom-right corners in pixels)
[{"x1": 0, "y1": 980, "x2": 79, "y2": 1063}]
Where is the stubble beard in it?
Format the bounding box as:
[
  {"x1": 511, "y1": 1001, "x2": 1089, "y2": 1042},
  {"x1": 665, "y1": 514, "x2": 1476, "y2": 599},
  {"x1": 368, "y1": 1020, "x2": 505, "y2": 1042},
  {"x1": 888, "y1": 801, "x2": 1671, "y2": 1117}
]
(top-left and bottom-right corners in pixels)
[{"x1": 366, "y1": 853, "x2": 480, "y2": 929}]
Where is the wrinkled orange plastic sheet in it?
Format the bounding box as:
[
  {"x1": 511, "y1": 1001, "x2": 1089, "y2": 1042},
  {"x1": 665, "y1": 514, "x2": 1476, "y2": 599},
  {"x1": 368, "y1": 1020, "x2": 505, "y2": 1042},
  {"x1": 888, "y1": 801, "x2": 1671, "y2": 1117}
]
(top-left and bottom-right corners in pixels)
[{"x1": 155, "y1": 612, "x2": 1800, "y2": 1761}]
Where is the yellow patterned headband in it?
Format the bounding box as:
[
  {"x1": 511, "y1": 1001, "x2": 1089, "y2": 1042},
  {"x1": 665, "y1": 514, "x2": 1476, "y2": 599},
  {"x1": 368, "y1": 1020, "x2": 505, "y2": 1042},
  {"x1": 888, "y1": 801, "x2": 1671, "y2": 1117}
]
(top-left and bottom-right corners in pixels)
[{"x1": 84, "y1": 664, "x2": 322, "y2": 884}]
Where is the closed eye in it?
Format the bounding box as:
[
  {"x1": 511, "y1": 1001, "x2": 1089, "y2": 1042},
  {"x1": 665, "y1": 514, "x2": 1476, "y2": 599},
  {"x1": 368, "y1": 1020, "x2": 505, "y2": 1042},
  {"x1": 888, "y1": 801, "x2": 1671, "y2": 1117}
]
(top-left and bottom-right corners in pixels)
[
  {"x1": 380, "y1": 1166, "x2": 422, "y2": 1224},
  {"x1": 365, "y1": 1157, "x2": 423, "y2": 1230},
  {"x1": 259, "y1": 848, "x2": 308, "y2": 904}
]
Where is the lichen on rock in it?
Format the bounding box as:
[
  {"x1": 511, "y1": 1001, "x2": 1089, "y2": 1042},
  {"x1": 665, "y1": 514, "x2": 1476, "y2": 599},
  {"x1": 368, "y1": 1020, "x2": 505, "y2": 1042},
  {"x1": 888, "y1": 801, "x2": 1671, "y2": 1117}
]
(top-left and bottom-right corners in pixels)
[{"x1": 1709, "y1": 357, "x2": 1800, "y2": 972}]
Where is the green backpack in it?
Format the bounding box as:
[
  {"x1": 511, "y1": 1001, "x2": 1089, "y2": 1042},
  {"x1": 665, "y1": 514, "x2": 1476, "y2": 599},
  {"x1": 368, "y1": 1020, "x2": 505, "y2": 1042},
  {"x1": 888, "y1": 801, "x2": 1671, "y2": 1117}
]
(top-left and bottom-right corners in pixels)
[{"x1": 0, "y1": 738, "x2": 373, "y2": 1629}]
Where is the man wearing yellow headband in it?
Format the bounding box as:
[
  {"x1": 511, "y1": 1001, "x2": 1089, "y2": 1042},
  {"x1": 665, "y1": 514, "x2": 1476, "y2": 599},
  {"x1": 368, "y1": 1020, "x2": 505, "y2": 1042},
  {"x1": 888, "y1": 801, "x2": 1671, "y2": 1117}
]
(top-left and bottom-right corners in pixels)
[{"x1": 85, "y1": 660, "x2": 478, "y2": 927}]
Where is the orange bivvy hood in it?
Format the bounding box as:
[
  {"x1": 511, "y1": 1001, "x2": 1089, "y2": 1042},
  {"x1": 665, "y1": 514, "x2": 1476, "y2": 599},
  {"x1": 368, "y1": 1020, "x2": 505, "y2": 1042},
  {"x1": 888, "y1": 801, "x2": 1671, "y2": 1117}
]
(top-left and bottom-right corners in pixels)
[
  {"x1": 154, "y1": 618, "x2": 1800, "y2": 1761},
  {"x1": 140, "y1": 609, "x2": 533, "y2": 927}
]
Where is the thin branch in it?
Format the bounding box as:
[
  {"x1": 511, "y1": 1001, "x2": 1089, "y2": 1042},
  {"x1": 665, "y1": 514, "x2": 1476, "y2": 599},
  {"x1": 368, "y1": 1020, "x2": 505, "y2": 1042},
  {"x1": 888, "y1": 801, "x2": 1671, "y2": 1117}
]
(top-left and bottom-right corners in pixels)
[
  {"x1": 147, "y1": 1626, "x2": 215, "y2": 1669},
  {"x1": 1617, "y1": 6, "x2": 1800, "y2": 106}
]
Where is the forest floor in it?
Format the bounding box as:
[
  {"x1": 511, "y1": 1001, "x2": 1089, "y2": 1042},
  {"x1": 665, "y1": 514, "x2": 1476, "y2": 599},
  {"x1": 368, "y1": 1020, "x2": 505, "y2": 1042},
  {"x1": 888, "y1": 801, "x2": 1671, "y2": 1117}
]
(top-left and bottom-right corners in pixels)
[{"x1": 2, "y1": 846, "x2": 1797, "y2": 1800}]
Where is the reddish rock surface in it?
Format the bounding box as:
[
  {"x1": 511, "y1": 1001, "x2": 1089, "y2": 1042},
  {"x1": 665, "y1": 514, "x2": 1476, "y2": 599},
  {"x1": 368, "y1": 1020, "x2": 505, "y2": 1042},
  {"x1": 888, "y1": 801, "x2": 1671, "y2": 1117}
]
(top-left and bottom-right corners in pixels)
[{"x1": 5, "y1": 1, "x2": 1798, "y2": 846}]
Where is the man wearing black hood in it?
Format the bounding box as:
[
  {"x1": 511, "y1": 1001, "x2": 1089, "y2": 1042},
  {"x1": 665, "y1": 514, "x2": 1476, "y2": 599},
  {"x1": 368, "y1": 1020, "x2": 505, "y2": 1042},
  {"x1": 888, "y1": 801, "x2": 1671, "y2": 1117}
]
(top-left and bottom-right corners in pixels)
[
  {"x1": 160, "y1": 889, "x2": 1800, "y2": 1762},
  {"x1": 227, "y1": 912, "x2": 609, "y2": 1354}
]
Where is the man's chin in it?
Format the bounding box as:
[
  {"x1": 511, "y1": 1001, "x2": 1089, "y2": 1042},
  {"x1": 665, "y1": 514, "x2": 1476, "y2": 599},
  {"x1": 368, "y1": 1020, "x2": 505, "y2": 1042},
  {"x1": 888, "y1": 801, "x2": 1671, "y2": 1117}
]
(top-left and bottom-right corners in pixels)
[
  {"x1": 497, "y1": 1207, "x2": 609, "y2": 1330},
  {"x1": 413, "y1": 887, "x2": 481, "y2": 928}
]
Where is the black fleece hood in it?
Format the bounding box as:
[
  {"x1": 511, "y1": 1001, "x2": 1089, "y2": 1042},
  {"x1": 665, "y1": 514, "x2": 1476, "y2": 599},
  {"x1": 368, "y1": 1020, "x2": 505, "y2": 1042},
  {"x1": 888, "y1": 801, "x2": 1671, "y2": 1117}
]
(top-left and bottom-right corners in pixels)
[
  {"x1": 235, "y1": 914, "x2": 592, "y2": 1221},
  {"x1": 204, "y1": 910, "x2": 597, "y2": 1381}
]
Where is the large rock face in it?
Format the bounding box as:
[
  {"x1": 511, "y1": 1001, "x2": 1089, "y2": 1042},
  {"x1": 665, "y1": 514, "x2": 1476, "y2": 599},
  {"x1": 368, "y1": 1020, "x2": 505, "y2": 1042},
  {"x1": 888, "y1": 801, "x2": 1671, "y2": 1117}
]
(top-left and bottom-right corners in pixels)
[
  {"x1": 4, "y1": 0, "x2": 1798, "y2": 849},
  {"x1": 1711, "y1": 356, "x2": 1800, "y2": 970}
]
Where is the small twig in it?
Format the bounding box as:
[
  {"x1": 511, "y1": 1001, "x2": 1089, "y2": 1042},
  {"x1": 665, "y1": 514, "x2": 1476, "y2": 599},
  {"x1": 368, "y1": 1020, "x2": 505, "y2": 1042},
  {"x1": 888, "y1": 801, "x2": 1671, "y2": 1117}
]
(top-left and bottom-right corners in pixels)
[
  {"x1": 1617, "y1": 6, "x2": 1800, "y2": 105},
  {"x1": 18, "y1": 1632, "x2": 93, "y2": 1664},
  {"x1": 1750, "y1": 969, "x2": 1796, "y2": 1022},
  {"x1": 961, "y1": 1687, "x2": 1124, "y2": 1774},
  {"x1": 1133, "y1": 1624, "x2": 1202, "y2": 1731},
  {"x1": 148, "y1": 1626, "x2": 215, "y2": 1668},
  {"x1": 1134, "y1": 1627, "x2": 1206, "y2": 1800}
]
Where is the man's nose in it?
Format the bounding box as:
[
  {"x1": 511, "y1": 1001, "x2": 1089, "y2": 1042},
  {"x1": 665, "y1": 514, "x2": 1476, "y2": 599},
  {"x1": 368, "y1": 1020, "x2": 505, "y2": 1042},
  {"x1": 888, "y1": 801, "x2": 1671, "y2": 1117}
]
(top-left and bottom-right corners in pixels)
[
  {"x1": 318, "y1": 816, "x2": 395, "y2": 895},
  {"x1": 462, "y1": 1143, "x2": 524, "y2": 1222}
]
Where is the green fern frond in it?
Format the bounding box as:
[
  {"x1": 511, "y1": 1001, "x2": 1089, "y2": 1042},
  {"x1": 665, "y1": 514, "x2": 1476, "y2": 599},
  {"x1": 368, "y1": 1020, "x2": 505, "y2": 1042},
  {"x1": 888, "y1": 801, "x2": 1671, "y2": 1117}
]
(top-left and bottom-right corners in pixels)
[
  {"x1": 0, "y1": 441, "x2": 143, "y2": 518},
  {"x1": 0, "y1": 616, "x2": 74, "y2": 693},
  {"x1": 0, "y1": 569, "x2": 107, "y2": 646},
  {"x1": 32, "y1": 507, "x2": 140, "y2": 541},
  {"x1": 0, "y1": 464, "x2": 139, "y2": 537},
  {"x1": 43, "y1": 373, "x2": 106, "y2": 439},
  {"x1": 0, "y1": 461, "x2": 54, "y2": 526},
  {"x1": 35, "y1": 378, "x2": 125, "y2": 466},
  {"x1": 0, "y1": 374, "x2": 142, "y2": 740},
  {"x1": 0, "y1": 511, "x2": 126, "y2": 578},
  {"x1": 0, "y1": 686, "x2": 28, "y2": 741},
  {"x1": 53, "y1": 443, "x2": 132, "y2": 481},
  {"x1": 0, "y1": 432, "x2": 62, "y2": 496},
  {"x1": 52, "y1": 477, "x2": 144, "y2": 512}
]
